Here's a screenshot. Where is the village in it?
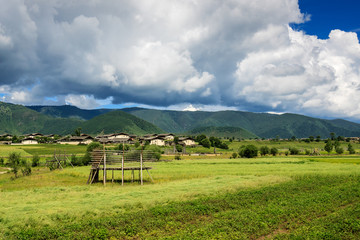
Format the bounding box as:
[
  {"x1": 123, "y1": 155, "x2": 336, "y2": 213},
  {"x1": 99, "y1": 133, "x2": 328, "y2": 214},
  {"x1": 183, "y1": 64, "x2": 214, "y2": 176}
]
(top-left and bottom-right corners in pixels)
[{"x1": 0, "y1": 132, "x2": 197, "y2": 147}]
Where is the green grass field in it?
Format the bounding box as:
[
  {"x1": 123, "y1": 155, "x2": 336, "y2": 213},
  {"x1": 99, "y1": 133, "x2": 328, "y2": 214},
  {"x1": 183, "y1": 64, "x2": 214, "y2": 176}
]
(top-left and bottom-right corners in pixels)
[{"x1": 1, "y1": 142, "x2": 360, "y2": 239}]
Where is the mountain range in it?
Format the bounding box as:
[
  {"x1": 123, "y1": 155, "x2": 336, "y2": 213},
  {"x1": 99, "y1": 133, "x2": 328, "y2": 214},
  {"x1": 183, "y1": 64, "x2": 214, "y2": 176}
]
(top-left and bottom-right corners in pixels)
[{"x1": 0, "y1": 102, "x2": 358, "y2": 139}]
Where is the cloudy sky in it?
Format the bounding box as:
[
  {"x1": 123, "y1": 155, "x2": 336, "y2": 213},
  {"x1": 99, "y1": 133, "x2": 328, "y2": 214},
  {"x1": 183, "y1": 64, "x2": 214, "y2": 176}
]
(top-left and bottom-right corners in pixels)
[{"x1": 1, "y1": 0, "x2": 360, "y2": 121}]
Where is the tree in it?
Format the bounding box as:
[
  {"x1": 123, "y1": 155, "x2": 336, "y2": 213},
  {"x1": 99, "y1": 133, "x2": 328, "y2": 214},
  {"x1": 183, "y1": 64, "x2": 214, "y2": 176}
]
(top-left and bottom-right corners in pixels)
[
  {"x1": 309, "y1": 136, "x2": 314, "y2": 142},
  {"x1": 239, "y1": 145, "x2": 258, "y2": 158},
  {"x1": 195, "y1": 134, "x2": 207, "y2": 143},
  {"x1": 333, "y1": 140, "x2": 340, "y2": 149},
  {"x1": 74, "y1": 127, "x2": 82, "y2": 136},
  {"x1": 330, "y1": 132, "x2": 336, "y2": 140},
  {"x1": 259, "y1": 146, "x2": 270, "y2": 156},
  {"x1": 337, "y1": 136, "x2": 345, "y2": 141},
  {"x1": 324, "y1": 139, "x2": 333, "y2": 154},
  {"x1": 200, "y1": 138, "x2": 211, "y2": 148},
  {"x1": 316, "y1": 136, "x2": 321, "y2": 142},
  {"x1": 348, "y1": 144, "x2": 355, "y2": 154}
]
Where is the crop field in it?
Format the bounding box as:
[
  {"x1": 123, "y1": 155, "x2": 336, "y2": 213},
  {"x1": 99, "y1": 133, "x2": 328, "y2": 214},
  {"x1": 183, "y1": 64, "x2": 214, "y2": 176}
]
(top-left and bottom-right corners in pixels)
[{"x1": 1, "y1": 143, "x2": 360, "y2": 239}]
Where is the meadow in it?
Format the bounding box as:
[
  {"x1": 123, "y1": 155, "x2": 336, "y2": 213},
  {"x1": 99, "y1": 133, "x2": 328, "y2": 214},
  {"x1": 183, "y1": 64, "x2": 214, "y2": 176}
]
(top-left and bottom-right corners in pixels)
[{"x1": 0, "y1": 142, "x2": 360, "y2": 239}]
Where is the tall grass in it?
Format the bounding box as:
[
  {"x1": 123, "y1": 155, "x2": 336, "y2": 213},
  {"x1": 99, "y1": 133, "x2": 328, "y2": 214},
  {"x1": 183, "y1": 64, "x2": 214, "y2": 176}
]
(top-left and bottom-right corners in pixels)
[{"x1": 1, "y1": 156, "x2": 360, "y2": 239}]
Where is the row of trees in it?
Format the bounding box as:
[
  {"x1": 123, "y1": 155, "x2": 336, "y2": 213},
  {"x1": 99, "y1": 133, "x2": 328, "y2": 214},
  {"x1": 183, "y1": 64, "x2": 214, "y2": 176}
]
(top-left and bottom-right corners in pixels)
[
  {"x1": 234, "y1": 142, "x2": 357, "y2": 158},
  {"x1": 195, "y1": 135, "x2": 229, "y2": 149}
]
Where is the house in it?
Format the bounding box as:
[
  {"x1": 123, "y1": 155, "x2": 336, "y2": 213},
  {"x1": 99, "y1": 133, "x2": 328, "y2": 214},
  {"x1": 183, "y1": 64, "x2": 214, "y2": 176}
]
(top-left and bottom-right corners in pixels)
[
  {"x1": 0, "y1": 134, "x2": 12, "y2": 140},
  {"x1": 157, "y1": 133, "x2": 175, "y2": 141},
  {"x1": 179, "y1": 137, "x2": 196, "y2": 146},
  {"x1": 58, "y1": 135, "x2": 94, "y2": 145},
  {"x1": 108, "y1": 133, "x2": 130, "y2": 140},
  {"x1": 145, "y1": 136, "x2": 166, "y2": 146},
  {"x1": 21, "y1": 138, "x2": 39, "y2": 145},
  {"x1": 25, "y1": 133, "x2": 43, "y2": 139}
]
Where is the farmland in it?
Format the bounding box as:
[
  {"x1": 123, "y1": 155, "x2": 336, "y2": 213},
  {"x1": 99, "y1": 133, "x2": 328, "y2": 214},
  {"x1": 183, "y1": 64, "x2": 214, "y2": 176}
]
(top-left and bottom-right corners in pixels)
[{"x1": 0, "y1": 142, "x2": 360, "y2": 239}]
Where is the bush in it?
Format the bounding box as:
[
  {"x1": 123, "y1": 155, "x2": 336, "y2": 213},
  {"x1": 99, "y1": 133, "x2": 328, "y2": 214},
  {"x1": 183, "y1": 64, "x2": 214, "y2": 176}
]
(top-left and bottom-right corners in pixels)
[
  {"x1": 82, "y1": 142, "x2": 102, "y2": 165},
  {"x1": 304, "y1": 149, "x2": 311, "y2": 155},
  {"x1": 0, "y1": 157, "x2": 4, "y2": 166},
  {"x1": 348, "y1": 144, "x2": 355, "y2": 154},
  {"x1": 270, "y1": 147, "x2": 278, "y2": 156},
  {"x1": 144, "y1": 145, "x2": 161, "y2": 161},
  {"x1": 231, "y1": 152, "x2": 238, "y2": 159},
  {"x1": 259, "y1": 146, "x2": 270, "y2": 156},
  {"x1": 174, "y1": 154, "x2": 181, "y2": 160},
  {"x1": 117, "y1": 143, "x2": 130, "y2": 151},
  {"x1": 71, "y1": 154, "x2": 84, "y2": 166},
  {"x1": 239, "y1": 145, "x2": 258, "y2": 158},
  {"x1": 289, "y1": 147, "x2": 300, "y2": 155},
  {"x1": 200, "y1": 138, "x2": 211, "y2": 148},
  {"x1": 176, "y1": 144, "x2": 183, "y2": 153},
  {"x1": 32, "y1": 154, "x2": 40, "y2": 167},
  {"x1": 335, "y1": 146, "x2": 344, "y2": 154},
  {"x1": 8, "y1": 153, "x2": 31, "y2": 178},
  {"x1": 8, "y1": 152, "x2": 21, "y2": 178}
]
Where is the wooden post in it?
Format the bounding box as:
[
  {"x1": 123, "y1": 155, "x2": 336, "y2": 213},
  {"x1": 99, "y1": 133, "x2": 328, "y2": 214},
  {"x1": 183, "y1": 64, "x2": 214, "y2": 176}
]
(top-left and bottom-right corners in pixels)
[
  {"x1": 112, "y1": 170, "x2": 114, "y2": 183},
  {"x1": 140, "y1": 147, "x2": 143, "y2": 185},
  {"x1": 122, "y1": 141, "x2": 124, "y2": 186},
  {"x1": 131, "y1": 169, "x2": 134, "y2": 183},
  {"x1": 103, "y1": 148, "x2": 106, "y2": 186}
]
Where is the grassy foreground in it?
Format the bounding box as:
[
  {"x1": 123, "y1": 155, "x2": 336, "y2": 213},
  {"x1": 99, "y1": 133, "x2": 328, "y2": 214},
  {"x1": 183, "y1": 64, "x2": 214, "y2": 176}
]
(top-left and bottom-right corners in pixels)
[{"x1": 1, "y1": 157, "x2": 360, "y2": 239}]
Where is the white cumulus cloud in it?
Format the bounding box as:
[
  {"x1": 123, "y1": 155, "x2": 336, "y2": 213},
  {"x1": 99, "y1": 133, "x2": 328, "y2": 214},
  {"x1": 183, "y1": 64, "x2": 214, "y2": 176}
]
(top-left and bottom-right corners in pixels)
[{"x1": 1, "y1": 0, "x2": 360, "y2": 120}]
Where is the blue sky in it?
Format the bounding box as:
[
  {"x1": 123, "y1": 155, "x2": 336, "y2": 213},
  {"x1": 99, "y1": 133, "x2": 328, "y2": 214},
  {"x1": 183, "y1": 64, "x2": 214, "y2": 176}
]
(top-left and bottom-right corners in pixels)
[
  {"x1": 1, "y1": 0, "x2": 360, "y2": 121},
  {"x1": 296, "y1": 0, "x2": 360, "y2": 39}
]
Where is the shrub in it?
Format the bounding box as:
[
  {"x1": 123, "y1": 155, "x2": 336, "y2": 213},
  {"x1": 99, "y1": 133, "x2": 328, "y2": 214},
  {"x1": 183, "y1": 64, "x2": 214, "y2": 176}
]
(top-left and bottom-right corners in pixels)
[
  {"x1": 305, "y1": 149, "x2": 311, "y2": 155},
  {"x1": 174, "y1": 154, "x2": 181, "y2": 160},
  {"x1": 270, "y1": 147, "x2": 278, "y2": 156},
  {"x1": 0, "y1": 157, "x2": 4, "y2": 166},
  {"x1": 31, "y1": 154, "x2": 40, "y2": 167},
  {"x1": 289, "y1": 147, "x2": 300, "y2": 155},
  {"x1": 335, "y1": 146, "x2": 344, "y2": 154},
  {"x1": 71, "y1": 154, "x2": 83, "y2": 166},
  {"x1": 231, "y1": 152, "x2": 238, "y2": 159},
  {"x1": 8, "y1": 153, "x2": 31, "y2": 178},
  {"x1": 176, "y1": 144, "x2": 183, "y2": 153},
  {"x1": 82, "y1": 142, "x2": 102, "y2": 165},
  {"x1": 348, "y1": 144, "x2": 355, "y2": 154},
  {"x1": 200, "y1": 138, "x2": 211, "y2": 148},
  {"x1": 259, "y1": 146, "x2": 270, "y2": 156},
  {"x1": 8, "y1": 152, "x2": 21, "y2": 178},
  {"x1": 117, "y1": 143, "x2": 130, "y2": 151},
  {"x1": 21, "y1": 159, "x2": 32, "y2": 176},
  {"x1": 239, "y1": 145, "x2": 258, "y2": 158},
  {"x1": 144, "y1": 145, "x2": 161, "y2": 161}
]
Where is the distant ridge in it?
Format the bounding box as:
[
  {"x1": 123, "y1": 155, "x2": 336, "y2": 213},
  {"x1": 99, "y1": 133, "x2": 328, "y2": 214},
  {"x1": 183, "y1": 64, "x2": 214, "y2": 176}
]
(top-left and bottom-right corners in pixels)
[
  {"x1": 80, "y1": 110, "x2": 164, "y2": 135},
  {"x1": 187, "y1": 126, "x2": 258, "y2": 139},
  {"x1": 26, "y1": 104, "x2": 360, "y2": 138},
  {"x1": 0, "y1": 102, "x2": 163, "y2": 136},
  {"x1": 27, "y1": 105, "x2": 114, "y2": 120}
]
